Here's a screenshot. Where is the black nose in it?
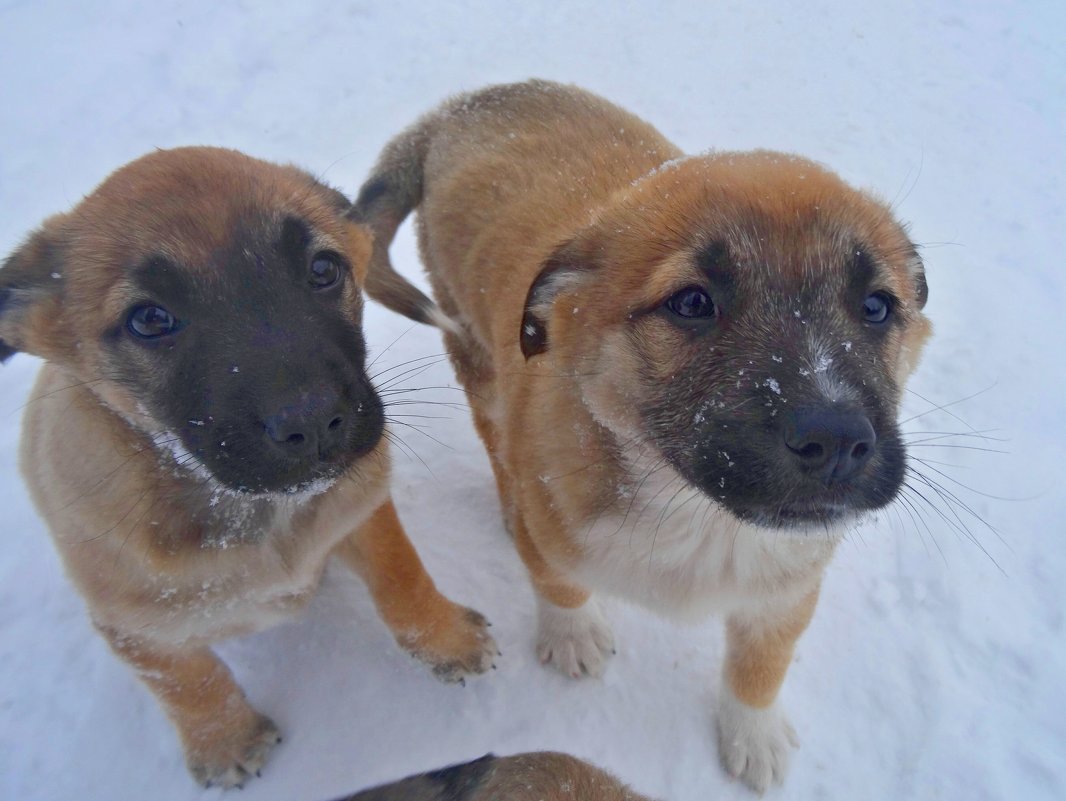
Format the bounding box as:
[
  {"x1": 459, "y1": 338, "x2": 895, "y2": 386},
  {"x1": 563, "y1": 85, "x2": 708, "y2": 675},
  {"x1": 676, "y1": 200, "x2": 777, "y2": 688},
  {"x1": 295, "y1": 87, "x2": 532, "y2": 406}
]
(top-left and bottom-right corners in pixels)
[
  {"x1": 784, "y1": 407, "x2": 877, "y2": 484},
  {"x1": 262, "y1": 392, "x2": 347, "y2": 459}
]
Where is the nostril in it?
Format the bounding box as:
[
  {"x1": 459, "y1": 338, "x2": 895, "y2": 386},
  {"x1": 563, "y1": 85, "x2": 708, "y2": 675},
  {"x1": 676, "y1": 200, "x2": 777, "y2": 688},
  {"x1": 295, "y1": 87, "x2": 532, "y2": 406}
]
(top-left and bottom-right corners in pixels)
[
  {"x1": 328, "y1": 416, "x2": 343, "y2": 431},
  {"x1": 852, "y1": 442, "x2": 870, "y2": 460},
  {"x1": 796, "y1": 442, "x2": 824, "y2": 461},
  {"x1": 286, "y1": 432, "x2": 306, "y2": 445}
]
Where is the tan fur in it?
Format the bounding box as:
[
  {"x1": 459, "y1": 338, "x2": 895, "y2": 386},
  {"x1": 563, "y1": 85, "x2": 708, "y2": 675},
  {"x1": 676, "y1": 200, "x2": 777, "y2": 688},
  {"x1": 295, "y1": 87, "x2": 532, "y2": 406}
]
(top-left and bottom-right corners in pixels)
[
  {"x1": 4, "y1": 147, "x2": 496, "y2": 788},
  {"x1": 354, "y1": 80, "x2": 931, "y2": 792}
]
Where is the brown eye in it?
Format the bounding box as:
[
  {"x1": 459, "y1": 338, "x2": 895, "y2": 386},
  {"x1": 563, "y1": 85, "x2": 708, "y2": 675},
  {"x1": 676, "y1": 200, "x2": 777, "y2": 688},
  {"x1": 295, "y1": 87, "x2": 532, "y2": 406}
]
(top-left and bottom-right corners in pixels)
[
  {"x1": 127, "y1": 305, "x2": 179, "y2": 338},
  {"x1": 309, "y1": 252, "x2": 343, "y2": 289},
  {"x1": 665, "y1": 286, "x2": 716, "y2": 320},
  {"x1": 863, "y1": 292, "x2": 892, "y2": 324}
]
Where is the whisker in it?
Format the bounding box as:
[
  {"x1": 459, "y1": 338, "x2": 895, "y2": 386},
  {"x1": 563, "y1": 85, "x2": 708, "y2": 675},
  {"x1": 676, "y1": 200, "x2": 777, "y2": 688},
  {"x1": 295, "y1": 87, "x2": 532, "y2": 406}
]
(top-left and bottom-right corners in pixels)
[
  {"x1": 906, "y1": 443, "x2": 1009, "y2": 455},
  {"x1": 895, "y1": 489, "x2": 945, "y2": 562},
  {"x1": 911, "y1": 457, "x2": 1037, "y2": 502},
  {"x1": 383, "y1": 430, "x2": 436, "y2": 478},
  {"x1": 386, "y1": 419, "x2": 452, "y2": 451},
  {"x1": 366, "y1": 326, "x2": 419, "y2": 371},
  {"x1": 375, "y1": 362, "x2": 440, "y2": 392},
  {"x1": 10, "y1": 377, "x2": 106, "y2": 415},
  {"x1": 901, "y1": 384, "x2": 997, "y2": 433},
  {"x1": 902, "y1": 475, "x2": 1006, "y2": 574},
  {"x1": 369, "y1": 353, "x2": 448, "y2": 383},
  {"x1": 902, "y1": 429, "x2": 1006, "y2": 444},
  {"x1": 906, "y1": 466, "x2": 1009, "y2": 546}
]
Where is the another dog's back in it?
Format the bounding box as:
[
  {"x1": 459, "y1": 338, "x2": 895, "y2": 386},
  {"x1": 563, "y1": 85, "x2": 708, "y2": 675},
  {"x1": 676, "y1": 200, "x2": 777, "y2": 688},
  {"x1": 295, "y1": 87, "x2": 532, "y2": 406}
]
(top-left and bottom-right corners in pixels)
[{"x1": 341, "y1": 752, "x2": 654, "y2": 801}]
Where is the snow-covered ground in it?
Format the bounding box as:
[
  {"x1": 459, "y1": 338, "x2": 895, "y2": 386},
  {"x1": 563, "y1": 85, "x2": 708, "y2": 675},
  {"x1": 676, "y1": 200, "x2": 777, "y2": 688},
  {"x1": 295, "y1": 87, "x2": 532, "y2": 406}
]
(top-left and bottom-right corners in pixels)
[{"x1": 1, "y1": 1, "x2": 1063, "y2": 799}]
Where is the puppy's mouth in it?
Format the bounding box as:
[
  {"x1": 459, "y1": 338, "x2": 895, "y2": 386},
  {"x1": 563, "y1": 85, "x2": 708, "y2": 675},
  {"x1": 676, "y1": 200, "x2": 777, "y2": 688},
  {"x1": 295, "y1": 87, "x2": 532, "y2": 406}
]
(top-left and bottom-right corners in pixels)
[
  {"x1": 731, "y1": 500, "x2": 860, "y2": 530},
  {"x1": 151, "y1": 410, "x2": 384, "y2": 498},
  {"x1": 156, "y1": 440, "x2": 359, "y2": 498},
  {"x1": 220, "y1": 464, "x2": 346, "y2": 501}
]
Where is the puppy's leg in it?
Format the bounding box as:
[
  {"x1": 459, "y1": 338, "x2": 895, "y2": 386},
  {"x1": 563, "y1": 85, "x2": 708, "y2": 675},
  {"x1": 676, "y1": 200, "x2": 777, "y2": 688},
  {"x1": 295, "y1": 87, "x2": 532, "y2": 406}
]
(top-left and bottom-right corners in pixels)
[
  {"x1": 100, "y1": 628, "x2": 280, "y2": 788},
  {"x1": 716, "y1": 586, "x2": 820, "y2": 793},
  {"x1": 514, "y1": 519, "x2": 615, "y2": 679},
  {"x1": 333, "y1": 498, "x2": 497, "y2": 682},
  {"x1": 469, "y1": 404, "x2": 519, "y2": 535},
  {"x1": 442, "y1": 330, "x2": 519, "y2": 535}
]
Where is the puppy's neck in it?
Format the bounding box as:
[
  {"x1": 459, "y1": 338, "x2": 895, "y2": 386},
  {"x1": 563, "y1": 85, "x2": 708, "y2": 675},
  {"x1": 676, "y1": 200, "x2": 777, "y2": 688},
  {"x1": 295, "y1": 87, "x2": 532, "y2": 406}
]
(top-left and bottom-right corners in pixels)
[
  {"x1": 102, "y1": 402, "x2": 331, "y2": 550},
  {"x1": 150, "y1": 449, "x2": 333, "y2": 550}
]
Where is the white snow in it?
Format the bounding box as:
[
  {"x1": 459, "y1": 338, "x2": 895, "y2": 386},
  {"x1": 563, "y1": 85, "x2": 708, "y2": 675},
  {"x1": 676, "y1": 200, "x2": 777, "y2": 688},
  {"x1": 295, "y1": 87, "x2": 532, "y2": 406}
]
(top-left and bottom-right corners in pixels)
[{"x1": 1, "y1": 1, "x2": 1064, "y2": 800}]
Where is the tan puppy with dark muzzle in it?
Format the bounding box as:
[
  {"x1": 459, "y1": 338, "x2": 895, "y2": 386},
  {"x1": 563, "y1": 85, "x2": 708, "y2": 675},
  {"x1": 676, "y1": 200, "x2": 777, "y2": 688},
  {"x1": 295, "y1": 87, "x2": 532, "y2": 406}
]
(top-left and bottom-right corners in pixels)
[
  {"x1": 0, "y1": 147, "x2": 497, "y2": 789},
  {"x1": 352, "y1": 80, "x2": 932, "y2": 792}
]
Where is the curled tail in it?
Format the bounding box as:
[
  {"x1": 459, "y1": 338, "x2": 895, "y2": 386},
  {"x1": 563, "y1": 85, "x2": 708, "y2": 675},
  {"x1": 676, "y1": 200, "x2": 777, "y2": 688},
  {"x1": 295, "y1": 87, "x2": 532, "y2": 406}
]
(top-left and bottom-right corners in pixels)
[{"x1": 349, "y1": 118, "x2": 457, "y2": 333}]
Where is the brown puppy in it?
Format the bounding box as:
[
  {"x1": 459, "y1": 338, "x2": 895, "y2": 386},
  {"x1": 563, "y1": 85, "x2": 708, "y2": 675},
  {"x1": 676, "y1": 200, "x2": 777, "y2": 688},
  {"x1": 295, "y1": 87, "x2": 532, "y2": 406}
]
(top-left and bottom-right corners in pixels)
[
  {"x1": 340, "y1": 752, "x2": 656, "y2": 801},
  {"x1": 0, "y1": 147, "x2": 496, "y2": 789},
  {"x1": 352, "y1": 80, "x2": 931, "y2": 792}
]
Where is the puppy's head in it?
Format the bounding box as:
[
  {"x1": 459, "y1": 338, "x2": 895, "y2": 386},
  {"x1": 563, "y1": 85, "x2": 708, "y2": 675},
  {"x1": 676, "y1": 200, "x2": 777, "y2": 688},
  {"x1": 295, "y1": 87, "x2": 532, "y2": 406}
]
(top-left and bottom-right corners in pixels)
[
  {"x1": 524, "y1": 152, "x2": 931, "y2": 529},
  {"x1": 1, "y1": 147, "x2": 384, "y2": 495}
]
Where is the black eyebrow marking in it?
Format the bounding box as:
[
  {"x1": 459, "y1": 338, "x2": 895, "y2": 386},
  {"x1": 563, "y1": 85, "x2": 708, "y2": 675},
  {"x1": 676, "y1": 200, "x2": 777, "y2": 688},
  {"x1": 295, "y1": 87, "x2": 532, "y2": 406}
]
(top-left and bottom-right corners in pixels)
[
  {"x1": 133, "y1": 255, "x2": 192, "y2": 305},
  {"x1": 693, "y1": 239, "x2": 736, "y2": 314},
  {"x1": 848, "y1": 244, "x2": 878, "y2": 288},
  {"x1": 279, "y1": 216, "x2": 312, "y2": 260}
]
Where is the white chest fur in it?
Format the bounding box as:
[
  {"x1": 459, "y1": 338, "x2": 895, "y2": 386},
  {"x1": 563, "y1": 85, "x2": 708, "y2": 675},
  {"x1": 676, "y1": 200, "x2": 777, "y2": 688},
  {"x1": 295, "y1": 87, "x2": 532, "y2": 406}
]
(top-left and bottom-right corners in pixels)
[{"x1": 567, "y1": 465, "x2": 837, "y2": 622}]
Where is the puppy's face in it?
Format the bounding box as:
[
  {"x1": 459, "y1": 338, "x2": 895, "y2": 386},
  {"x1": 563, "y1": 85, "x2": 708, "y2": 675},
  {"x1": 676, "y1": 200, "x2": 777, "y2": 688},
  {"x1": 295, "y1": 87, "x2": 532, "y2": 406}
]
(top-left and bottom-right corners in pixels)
[
  {"x1": 525, "y1": 152, "x2": 931, "y2": 529},
  {"x1": 1, "y1": 147, "x2": 383, "y2": 495}
]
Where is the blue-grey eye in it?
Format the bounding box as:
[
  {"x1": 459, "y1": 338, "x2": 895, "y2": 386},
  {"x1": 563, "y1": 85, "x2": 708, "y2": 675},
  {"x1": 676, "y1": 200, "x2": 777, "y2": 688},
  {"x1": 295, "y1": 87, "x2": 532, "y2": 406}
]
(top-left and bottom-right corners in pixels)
[
  {"x1": 666, "y1": 287, "x2": 715, "y2": 319},
  {"x1": 127, "y1": 305, "x2": 178, "y2": 338},
  {"x1": 309, "y1": 252, "x2": 343, "y2": 289},
  {"x1": 863, "y1": 292, "x2": 892, "y2": 324}
]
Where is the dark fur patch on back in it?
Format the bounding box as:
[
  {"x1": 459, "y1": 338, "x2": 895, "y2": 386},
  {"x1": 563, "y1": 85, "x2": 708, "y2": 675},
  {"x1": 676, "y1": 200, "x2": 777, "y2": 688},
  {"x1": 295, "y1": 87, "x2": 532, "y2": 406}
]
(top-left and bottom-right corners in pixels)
[
  {"x1": 337, "y1": 754, "x2": 496, "y2": 801},
  {"x1": 423, "y1": 753, "x2": 495, "y2": 799}
]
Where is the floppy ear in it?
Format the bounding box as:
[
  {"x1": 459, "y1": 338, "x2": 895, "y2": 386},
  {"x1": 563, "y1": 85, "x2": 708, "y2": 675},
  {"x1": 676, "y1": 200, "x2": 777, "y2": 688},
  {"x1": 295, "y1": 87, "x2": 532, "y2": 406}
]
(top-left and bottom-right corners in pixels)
[
  {"x1": 520, "y1": 238, "x2": 596, "y2": 359},
  {"x1": 0, "y1": 224, "x2": 68, "y2": 363},
  {"x1": 912, "y1": 252, "x2": 928, "y2": 310}
]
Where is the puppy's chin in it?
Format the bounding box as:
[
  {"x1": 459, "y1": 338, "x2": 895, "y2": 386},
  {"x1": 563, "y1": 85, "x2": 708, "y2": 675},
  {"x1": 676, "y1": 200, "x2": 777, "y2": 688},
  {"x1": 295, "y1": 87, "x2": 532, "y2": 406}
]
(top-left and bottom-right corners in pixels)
[
  {"x1": 728, "y1": 501, "x2": 862, "y2": 533},
  {"x1": 688, "y1": 467, "x2": 899, "y2": 535}
]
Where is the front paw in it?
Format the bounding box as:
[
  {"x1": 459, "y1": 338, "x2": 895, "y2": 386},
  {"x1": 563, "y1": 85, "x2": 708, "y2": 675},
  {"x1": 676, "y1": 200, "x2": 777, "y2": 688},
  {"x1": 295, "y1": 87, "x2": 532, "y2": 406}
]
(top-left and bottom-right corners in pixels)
[
  {"x1": 183, "y1": 710, "x2": 281, "y2": 789},
  {"x1": 401, "y1": 604, "x2": 498, "y2": 683},
  {"x1": 535, "y1": 597, "x2": 615, "y2": 679},
  {"x1": 715, "y1": 691, "x2": 798, "y2": 793}
]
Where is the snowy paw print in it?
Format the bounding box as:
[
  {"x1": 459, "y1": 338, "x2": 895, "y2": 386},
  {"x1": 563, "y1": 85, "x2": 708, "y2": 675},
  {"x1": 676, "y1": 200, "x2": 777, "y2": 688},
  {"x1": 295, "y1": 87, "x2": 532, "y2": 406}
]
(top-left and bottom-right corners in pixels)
[
  {"x1": 185, "y1": 710, "x2": 281, "y2": 789},
  {"x1": 715, "y1": 692, "x2": 798, "y2": 794},
  {"x1": 535, "y1": 597, "x2": 615, "y2": 678}
]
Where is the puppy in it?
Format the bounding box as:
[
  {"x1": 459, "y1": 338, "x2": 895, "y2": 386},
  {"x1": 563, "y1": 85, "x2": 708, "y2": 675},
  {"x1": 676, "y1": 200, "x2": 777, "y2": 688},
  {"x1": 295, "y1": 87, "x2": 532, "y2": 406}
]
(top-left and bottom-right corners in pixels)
[
  {"x1": 351, "y1": 80, "x2": 932, "y2": 792},
  {"x1": 0, "y1": 147, "x2": 496, "y2": 788},
  {"x1": 340, "y1": 752, "x2": 655, "y2": 801}
]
